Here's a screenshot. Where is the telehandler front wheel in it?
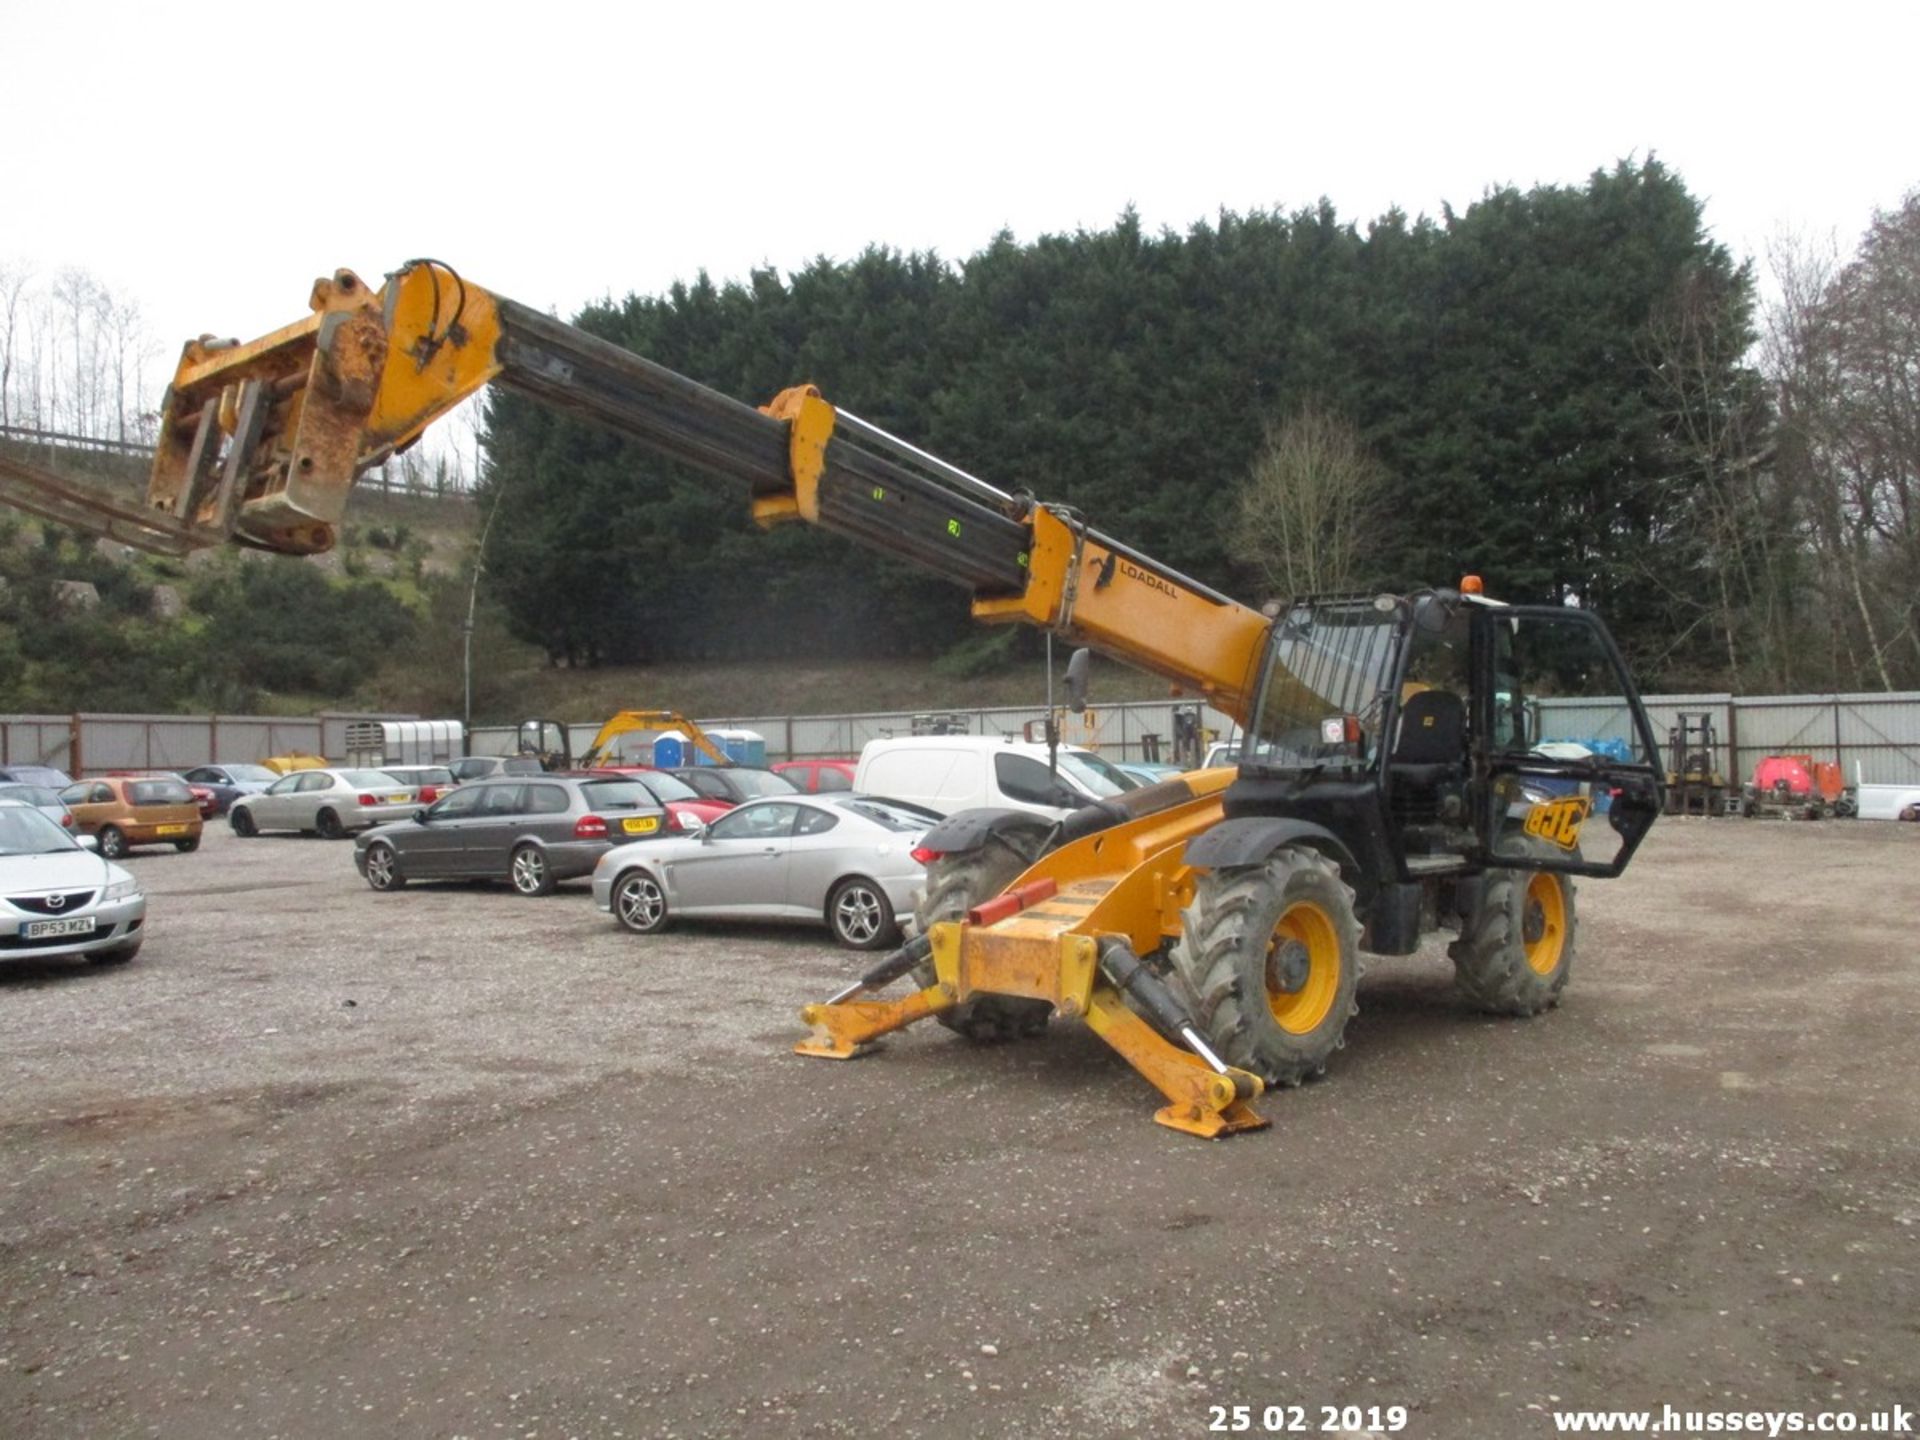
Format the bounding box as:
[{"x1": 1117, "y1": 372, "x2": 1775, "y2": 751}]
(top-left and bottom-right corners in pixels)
[
  {"x1": 1449, "y1": 840, "x2": 1576, "y2": 1016},
  {"x1": 1173, "y1": 848, "x2": 1361, "y2": 1087},
  {"x1": 913, "y1": 832, "x2": 1053, "y2": 1043}
]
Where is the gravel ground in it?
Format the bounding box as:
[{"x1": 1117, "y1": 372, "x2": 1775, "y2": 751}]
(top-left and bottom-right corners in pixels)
[{"x1": 1, "y1": 819, "x2": 1916, "y2": 1439}]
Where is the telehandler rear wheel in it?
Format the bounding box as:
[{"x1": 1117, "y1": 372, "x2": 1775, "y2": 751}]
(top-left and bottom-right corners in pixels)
[
  {"x1": 1449, "y1": 838, "x2": 1576, "y2": 1016},
  {"x1": 1173, "y1": 847, "x2": 1361, "y2": 1087},
  {"x1": 913, "y1": 833, "x2": 1054, "y2": 1043}
]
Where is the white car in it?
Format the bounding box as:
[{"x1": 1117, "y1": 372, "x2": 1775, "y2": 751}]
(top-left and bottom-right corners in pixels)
[
  {"x1": 228, "y1": 769, "x2": 421, "y2": 839},
  {"x1": 853, "y1": 735, "x2": 1134, "y2": 819},
  {"x1": 0, "y1": 799, "x2": 145, "y2": 965},
  {"x1": 592, "y1": 793, "x2": 936, "y2": 950}
]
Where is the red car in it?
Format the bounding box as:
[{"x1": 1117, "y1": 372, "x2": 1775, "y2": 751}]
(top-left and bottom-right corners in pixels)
[
  {"x1": 563, "y1": 769, "x2": 729, "y2": 832},
  {"x1": 771, "y1": 758, "x2": 857, "y2": 794}
]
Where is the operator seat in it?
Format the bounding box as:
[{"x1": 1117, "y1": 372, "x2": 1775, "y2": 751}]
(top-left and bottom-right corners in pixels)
[{"x1": 1390, "y1": 689, "x2": 1468, "y2": 793}]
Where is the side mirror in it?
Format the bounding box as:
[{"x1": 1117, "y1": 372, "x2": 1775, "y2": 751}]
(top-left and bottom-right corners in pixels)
[
  {"x1": 413, "y1": 809, "x2": 429, "y2": 824},
  {"x1": 1065, "y1": 647, "x2": 1091, "y2": 714},
  {"x1": 77, "y1": 834, "x2": 100, "y2": 852},
  {"x1": 1051, "y1": 784, "x2": 1082, "y2": 810}
]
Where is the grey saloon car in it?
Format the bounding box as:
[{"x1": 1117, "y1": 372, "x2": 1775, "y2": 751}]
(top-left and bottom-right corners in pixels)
[
  {"x1": 353, "y1": 775, "x2": 667, "y2": 896},
  {"x1": 591, "y1": 793, "x2": 936, "y2": 950}
]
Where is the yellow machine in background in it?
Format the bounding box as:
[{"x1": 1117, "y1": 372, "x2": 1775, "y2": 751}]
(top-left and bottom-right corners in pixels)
[{"x1": 0, "y1": 261, "x2": 1667, "y2": 1137}]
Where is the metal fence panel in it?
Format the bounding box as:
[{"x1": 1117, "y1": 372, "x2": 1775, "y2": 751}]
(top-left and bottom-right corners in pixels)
[{"x1": 0, "y1": 715, "x2": 73, "y2": 774}]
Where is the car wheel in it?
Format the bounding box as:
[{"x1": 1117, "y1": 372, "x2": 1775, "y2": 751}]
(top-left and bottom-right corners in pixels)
[
  {"x1": 87, "y1": 940, "x2": 141, "y2": 965},
  {"x1": 509, "y1": 843, "x2": 556, "y2": 897},
  {"x1": 316, "y1": 808, "x2": 347, "y2": 840},
  {"x1": 828, "y1": 875, "x2": 898, "y2": 952},
  {"x1": 98, "y1": 825, "x2": 128, "y2": 860},
  {"x1": 230, "y1": 807, "x2": 258, "y2": 837},
  {"x1": 363, "y1": 841, "x2": 406, "y2": 892},
  {"x1": 174, "y1": 835, "x2": 201, "y2": 853},
  {"x1": 612, "y1": 870, "x2": 670, "y2": 934}
]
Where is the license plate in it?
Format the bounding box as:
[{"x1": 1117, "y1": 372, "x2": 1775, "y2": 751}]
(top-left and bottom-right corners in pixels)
[
  {"x1": 388, "y1": 794, "x2": 410, "y2": 804},
  {"x1": 621, "y1": 815, "x2": 661, "y2": 835},
  {"x1": 155, "y1": 824, "x2": 189, "y2": 836},
  {"x1": 25, "y1": 915, "x2": 97, "y2": 939}
]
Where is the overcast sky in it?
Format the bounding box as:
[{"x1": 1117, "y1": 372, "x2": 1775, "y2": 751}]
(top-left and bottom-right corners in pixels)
[{"x1": 7, "y1": 0, "x2": 1915, "y2": 375}]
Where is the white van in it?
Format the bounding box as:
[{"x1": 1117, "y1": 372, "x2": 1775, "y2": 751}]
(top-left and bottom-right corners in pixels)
[{"x1": 854, "y1": 736, "x2": 1136, "y2": 819}]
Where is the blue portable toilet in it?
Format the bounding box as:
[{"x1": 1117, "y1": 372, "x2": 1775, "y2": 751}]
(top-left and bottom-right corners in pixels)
[
  {"x1": 706, "y1": 729, "x2": 766, "y2": 766},
  {"x1": 651, "y1": 734, "x2": 687, "y2": 768}
]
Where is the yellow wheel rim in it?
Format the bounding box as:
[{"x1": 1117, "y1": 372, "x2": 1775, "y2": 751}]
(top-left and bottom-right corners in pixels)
[
  {"x1": 1523, "y1": 872, "x2": 1568, "y2": 976},
  {"x1": 1266, "y1": 900, "x2": 1341, "y2": 1034}
]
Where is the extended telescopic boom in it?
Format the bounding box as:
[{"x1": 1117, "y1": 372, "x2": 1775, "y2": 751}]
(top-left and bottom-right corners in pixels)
[{"x1": 54, "y1": 261, "x2": 1272, "y2": 720}]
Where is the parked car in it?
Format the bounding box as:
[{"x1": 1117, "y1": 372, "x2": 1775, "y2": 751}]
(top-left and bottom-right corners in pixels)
[
  {"x1": 663, "y1": 765, "x2": 800, "y2": 809},
  {"x1": 567, "y1": 768, "x2": 729, "y2": 832},
  {"x1": 229, "y1": 769, "x2": 420, "y2": 839},
  {"x1": 771, "y1": 758, "x2": 858, "y2": 794},
  {"x1": 592, "y1": 793, "x2": 937, "y2": 950},
  {"x1": 0, "y1": 764, "x2": 74, "y2": 789},
  {"x1": 375, "y1": 765, "x2": 456, "y2": 804},
  {"x1": 447, "y1": 755, "x2": 544, "y2": 784},
  {"x1": 354, "y1": 775, "x2": 667, "y2": 895},
  {"x1": 1114, "y1": 761, "x2": 1184, "y2": 787},
  {"x1": 112, "y1": 770, "x2": 220, "y2": 819},
  {"x1": 56, "y1": 775, "x2": 203, "y2": 857},
  {"x1": 852, "y1": 736, "x2": 1134, "y2": 820},
  {"x1": 181, "y1": 763, "x2": 279, "y2": 817},
  {"x1": 0, "y1": 782, "x2": 74, "y2": 830},
  {"x1": 0, "y1": 799, "x2": 146, "y2": 965}
]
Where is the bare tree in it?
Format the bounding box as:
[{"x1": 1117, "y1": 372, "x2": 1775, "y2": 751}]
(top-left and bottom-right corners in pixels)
[
  {"x1": 1227, "y1": 402, "x2": 1386, "y2": 601},
  {"x1": 1643, "y1": 265, "x2": 1794, "y2": 688},
  {"x1": 1765, "y1": 196, "x2": 1920, "y2": 691},
  {"x1": 0, "y1": 261, "x2": 31, "y2": 430}
]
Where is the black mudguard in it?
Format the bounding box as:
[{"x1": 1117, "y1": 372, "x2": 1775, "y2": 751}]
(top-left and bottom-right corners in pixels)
[
  {"x1": 918, "y1": 807, "x2": 1052, "y2": 857},
  {"x1": 1184, "y1": 817, "x2": 1362, "y2": 890}
]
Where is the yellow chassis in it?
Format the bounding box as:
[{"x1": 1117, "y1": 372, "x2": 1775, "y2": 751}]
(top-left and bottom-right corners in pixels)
[{"x1": 796, "y1": 771, "x2": 1269, "y2": 1139}]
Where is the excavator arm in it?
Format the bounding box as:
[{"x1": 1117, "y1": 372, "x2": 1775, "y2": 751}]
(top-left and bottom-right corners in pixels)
[{"x1": 11, "y1": 261, "x2": 1272, "y2": 724}]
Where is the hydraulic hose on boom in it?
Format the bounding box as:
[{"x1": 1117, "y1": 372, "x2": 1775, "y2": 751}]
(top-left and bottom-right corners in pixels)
[{"x1": 117, "y1": 261, "x2": 1270, "y2": 722}]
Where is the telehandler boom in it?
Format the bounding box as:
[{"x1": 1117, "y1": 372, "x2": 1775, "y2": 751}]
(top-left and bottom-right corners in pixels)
[{"x1": 3, "y1": 261, "x2": 1667, "y2": 1136}]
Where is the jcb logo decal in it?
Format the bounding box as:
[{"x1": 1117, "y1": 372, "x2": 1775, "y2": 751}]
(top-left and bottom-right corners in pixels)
[{"x1": 1523, "y1": 796, "x2": 1590, "y2": 851}]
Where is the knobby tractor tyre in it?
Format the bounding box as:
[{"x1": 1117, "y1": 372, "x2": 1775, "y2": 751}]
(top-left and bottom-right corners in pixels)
[
  {"x1": 1172, "y1": 847, "x2": 1362, "y2": 1088},
  {"x1": 912, "y1": 833, "x2": 1053, "y2": 1042},
  {"x1": 1449, "y1": 838, "x2": 1577, "y2": 1016}
]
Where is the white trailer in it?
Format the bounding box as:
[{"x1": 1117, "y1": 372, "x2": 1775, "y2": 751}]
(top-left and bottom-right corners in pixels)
[{"x1": 343, "y1": 719, "x2": 465, "y2": 768}]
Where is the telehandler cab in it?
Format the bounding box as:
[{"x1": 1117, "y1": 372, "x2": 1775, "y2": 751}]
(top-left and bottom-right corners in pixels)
[{"x1": 0, "y1": 260, "x2": 1667, "y2": 1136}]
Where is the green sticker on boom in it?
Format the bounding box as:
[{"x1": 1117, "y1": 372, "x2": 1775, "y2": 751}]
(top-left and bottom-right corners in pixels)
[
  {"x1": 1017, "y1": 551, "x2": 1029, "y2": 568},
  {"x1": 871, "y1": 486, "x2": 886, "y2": 502},
  {"x1": 946, "y1": 519, "x2": 962, "y2": 538}
]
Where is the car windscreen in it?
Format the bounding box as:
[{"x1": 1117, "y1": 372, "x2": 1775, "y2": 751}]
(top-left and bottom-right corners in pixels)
[
  {"x1": 129, "y1": 779, "x2": 194, "y2": 805},
  {"x1": 840, "y1": 798, "x2": 935, "y2": 832},
  {"x1": 226, "y1": 764, "x2": 278, "y2": 782},
  {"x1": 631, "y1": 771, "x2": 700, "y2": 803},
  {"x1": 394, "y1": 768, "x2": 453, "y2": 784},
  {"x1": 502, "y1": 757, "x2": 542, "y2": 775},
  {"x1": 579, "y1": 781, "x2": 657, "y2": 812},
  {"x1": 0, "y1": 805, "x2": 77, "y2": 854},
  {"x1": 0, "y1": 784, "x2": 59, "y2": 807},
  {"x1": 343, "y1": 771, "x2": 406, "y2": 789},
  {"x1": 729, "y1": 769, "x2": 800, "y2": 798},
  {"x1": 1055, "y1": 751, "x2": 1130, "y2": 797},
  {"x1": 3, "y1": 766, "x2": 71, "y2": 787}
]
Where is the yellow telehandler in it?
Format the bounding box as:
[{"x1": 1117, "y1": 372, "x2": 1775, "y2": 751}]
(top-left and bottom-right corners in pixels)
[{"x1": 0, "y1": 261, "x2": 1667, "y2": 1136}]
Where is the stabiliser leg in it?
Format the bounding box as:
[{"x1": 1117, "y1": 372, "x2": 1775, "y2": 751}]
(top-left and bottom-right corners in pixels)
[
  {"x1": 795, "y1": 934, "x2": 952, "y2": 1058},
  {"x1": 1082, "y1": 986, "x2": 1268, "y2": 1138}
]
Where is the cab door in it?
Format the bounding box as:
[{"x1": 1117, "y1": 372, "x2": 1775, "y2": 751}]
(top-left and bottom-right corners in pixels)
[{"x1": 1469, "y1": 605, "x2": 1665, "y2": 878}]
